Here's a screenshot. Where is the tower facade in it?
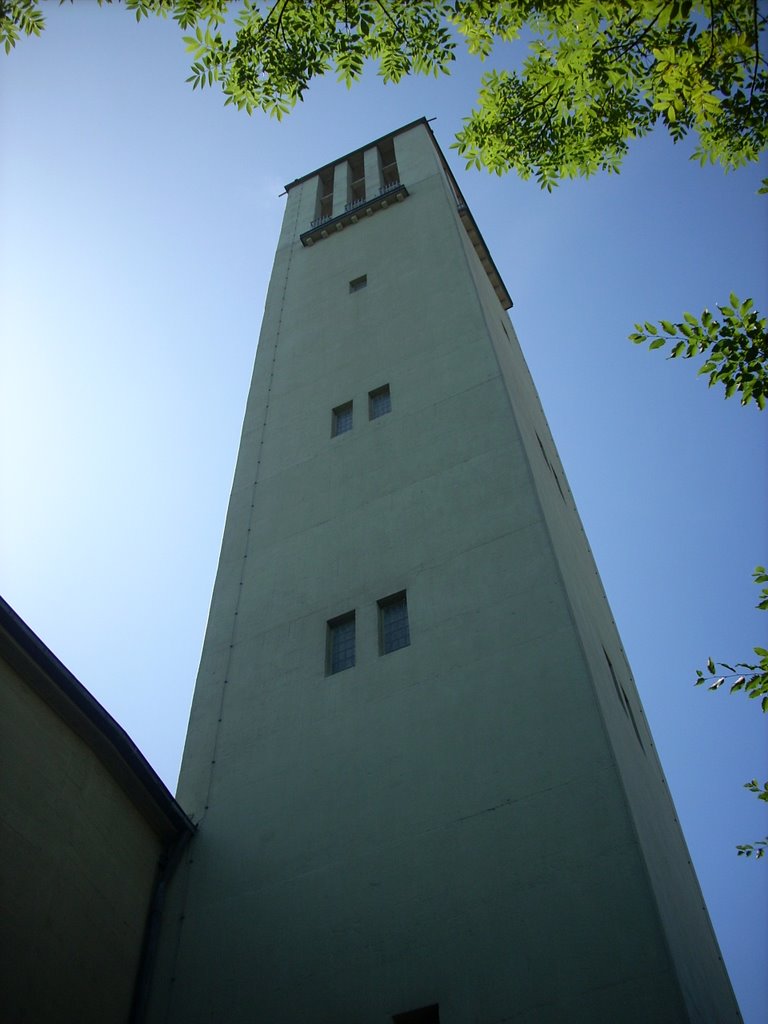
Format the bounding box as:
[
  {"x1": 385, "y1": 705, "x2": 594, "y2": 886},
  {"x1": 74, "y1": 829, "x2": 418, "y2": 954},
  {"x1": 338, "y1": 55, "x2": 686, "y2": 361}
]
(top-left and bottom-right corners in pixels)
[{"x1": 147, "y1": 120, "x2": 739, "y2": 1023}]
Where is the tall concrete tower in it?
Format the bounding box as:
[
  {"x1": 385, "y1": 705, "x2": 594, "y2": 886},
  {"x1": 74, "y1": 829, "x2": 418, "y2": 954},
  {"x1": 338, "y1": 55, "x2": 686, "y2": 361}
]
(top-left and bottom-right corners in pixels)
[{"x1": 147, "y1": 119, "x2": 739, "y2": 1023}]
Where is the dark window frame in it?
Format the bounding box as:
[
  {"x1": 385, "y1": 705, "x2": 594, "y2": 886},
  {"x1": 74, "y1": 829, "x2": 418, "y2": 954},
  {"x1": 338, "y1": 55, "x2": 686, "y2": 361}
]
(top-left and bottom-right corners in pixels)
[
  {"x1": 327, "y1": 611, "x2": 356, "y2": 675},
  {"x1": 348, "y1": 150, "x2": 365, "y2": 204},
  {"x1": 332, "y1": 401, "x2": 353, "y2": 437},
  {"x1": 378, "y1": 136, "x2": 400, "y2": 188},
  {"x1": 369, "y1": 384, "x2": 392, "y2": 420},
  {"x1": 317, "y1": 166, "x2": 334, "y2": 220},
  {"x1": 378, "y1": 591, "x2": 410, "y2": 655}
]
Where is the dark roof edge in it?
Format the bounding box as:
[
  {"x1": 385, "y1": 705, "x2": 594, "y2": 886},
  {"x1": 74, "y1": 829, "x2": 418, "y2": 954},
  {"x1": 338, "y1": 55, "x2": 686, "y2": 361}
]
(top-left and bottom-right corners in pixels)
[
  {"x1": 284, "y1": 116, "x2": 430, "y2": 192},
  {"x1": 422, "y1": 120, "x2": 513, "y2": 310},
  {"x1": 0, "y1": 595, "x2": 194, "y2": 841}
]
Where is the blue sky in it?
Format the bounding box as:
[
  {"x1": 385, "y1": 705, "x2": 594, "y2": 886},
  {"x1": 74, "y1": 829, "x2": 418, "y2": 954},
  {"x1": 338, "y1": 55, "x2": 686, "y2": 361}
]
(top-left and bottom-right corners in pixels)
[{"x1": 1, "y1": 5, "x2": 766, "y2": 1020}]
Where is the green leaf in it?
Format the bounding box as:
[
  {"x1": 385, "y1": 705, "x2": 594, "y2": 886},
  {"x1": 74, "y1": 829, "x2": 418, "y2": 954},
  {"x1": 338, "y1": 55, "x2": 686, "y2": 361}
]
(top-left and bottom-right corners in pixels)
[{"x1": 1, "y1": 0, "x2": 763, "y2": 190}]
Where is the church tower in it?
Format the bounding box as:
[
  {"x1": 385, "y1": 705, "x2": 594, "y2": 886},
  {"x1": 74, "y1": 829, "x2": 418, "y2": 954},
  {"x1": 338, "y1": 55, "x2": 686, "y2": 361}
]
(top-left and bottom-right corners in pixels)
[{"x1": 146, "y1": 119, "x2": 739, "y2": 1023}]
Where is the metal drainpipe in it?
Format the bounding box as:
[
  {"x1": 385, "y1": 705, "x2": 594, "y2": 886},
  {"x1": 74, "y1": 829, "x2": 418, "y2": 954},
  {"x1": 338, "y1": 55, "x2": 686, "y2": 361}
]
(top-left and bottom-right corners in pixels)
[{"x1": 128, "y1": 823, "x2": 195, "y2": 1024}]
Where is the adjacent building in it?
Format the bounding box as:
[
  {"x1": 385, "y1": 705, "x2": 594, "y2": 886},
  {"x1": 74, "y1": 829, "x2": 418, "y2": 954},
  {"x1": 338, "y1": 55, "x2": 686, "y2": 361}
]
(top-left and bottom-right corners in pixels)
[{"x1": 0, "y1": 596, "x2": 193, "y2": 1024}]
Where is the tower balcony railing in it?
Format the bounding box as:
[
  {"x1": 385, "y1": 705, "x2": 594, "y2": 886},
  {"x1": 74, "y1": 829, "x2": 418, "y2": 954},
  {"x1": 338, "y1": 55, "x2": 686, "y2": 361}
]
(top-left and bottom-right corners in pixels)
[
  {"x1": 300, "y1": 182, "x2": 408, "y2": 247},
  {"x1": 343, "y1": 196, "x2": 368, "y2": 213}
]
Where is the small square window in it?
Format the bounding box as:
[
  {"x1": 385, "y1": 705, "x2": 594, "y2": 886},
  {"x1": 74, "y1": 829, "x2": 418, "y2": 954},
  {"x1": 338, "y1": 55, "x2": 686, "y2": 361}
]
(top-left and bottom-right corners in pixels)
[
  {"x1": 349, "y1": 274, "x2": 367, "y2": 293},
  {"x1": 378, "y1": 591, "x2": 410, "y2": 655},
  {"x1": 369, "y1": 384, "x2": 391, "y2": 420},
  {"x1": 332, "y1": 401, "x2": 353, "y2": 437},
  {"x1": 392, "y1": 1006, "x2": 440, "y2": 1024},
  {"x1": 327, "y1": 612, "x2": 355, "y2": 674}
]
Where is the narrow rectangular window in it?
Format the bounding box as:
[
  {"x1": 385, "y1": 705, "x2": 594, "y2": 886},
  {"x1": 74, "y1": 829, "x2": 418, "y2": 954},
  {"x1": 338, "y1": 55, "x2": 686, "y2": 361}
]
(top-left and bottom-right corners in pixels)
[
  {"x1": 536, "y1": 431, "x2": 566, "y2": 503},
  {"x1": 348, "y1": 150, "x2": 365, "y2": 204},
  {"x1": 317, "y1": 166, "x2": 333, "y2": 220},
  {"x1": 379, "y1": 591, "x2": 410, "y2": 655},
  {"x1": 378, "y1": 136, "x2": 399, "y2": 188},
  {"x1": 604, "y1": 648, "x2": 645, "y2": 753},
  {"x1": 327, "y1": 612, "x2": 355, "y2": 674},
  {"x1": 332, "y1": 401, "x2": 353, "y2": 437},
  {"x1": 603, "y1": 648, "x2": 625, "y2": 710},
  {"x1": 349, "y1": 274, "x2": 367, "y2": 293},
  {"x1": 392, "y1": 1006, "x2": 440, "y2": 1024},
  {"x1": 369, "y1": 384, "x2": 391, "y2": 420}
]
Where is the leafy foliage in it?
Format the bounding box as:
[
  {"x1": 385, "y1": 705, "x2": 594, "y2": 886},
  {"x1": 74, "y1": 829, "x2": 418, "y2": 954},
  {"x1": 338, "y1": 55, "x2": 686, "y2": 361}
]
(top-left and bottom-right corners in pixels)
[
  {"x1": 695, "y1": 651, "x2": 768, "y2": 709},
  {"x1": 2, "y1": 0, "x2": 457, "y2": 119},
  {"x1": 0, "y1": 0, "x2": 44, "y2": 53},
  {"x1": 744, "y1": 779, "x2": 768, "y2": 802},
  {"x1": 694, "y1": 567, "x2": 768, "y2": 858},
  {"x1": 694, "y1": 568, "x2": 768, "y2": 710},
  {"x1": 450, "y1": 2, "x2": 768, "y2": 184},
  {"x1": 2, "y1": 2, "x2": 767, "y2": 183},
  {"x1": 630, "y1": 296, "x2": 768, "y2": 409},
  {"x1": 452, "y1": 1, "x2": 768, "y2": 185},
  {"x1": 736, "y1": 837, "x2": 768, "y2": 859}
]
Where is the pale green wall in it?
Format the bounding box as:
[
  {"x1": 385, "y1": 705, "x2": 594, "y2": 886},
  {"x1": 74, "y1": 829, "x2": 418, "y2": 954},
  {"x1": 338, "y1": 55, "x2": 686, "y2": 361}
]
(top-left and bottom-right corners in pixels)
[
  {"x1": 439, "y1": 133, "x2": 738, "y2": 1022},
  {"x1": 149, "y1": 122, "x2": 739, "y2": 1023},
  {"x1": 0, "y1": 658, "x2": 162, "y2": 1024}
]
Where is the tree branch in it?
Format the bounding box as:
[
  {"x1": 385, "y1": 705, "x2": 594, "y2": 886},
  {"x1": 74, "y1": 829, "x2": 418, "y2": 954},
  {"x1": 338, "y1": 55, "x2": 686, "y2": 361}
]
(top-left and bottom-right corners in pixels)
[
  {"x1": 604, "y1": 1, "x2": 674, "y2": 61},
  {"x1": 748, "y1": 0, "x2": 761, "y2": 110},
  {"x1": 261, "y1": 0, "x2": 288, "y2": 36},
  {"x1": 273, "y1": 0, "x2": 291, "y2": 46},
  {"x1": 709, "y1": 0, "x2": 716, "y2": 62},
  {"x1": 374, "y1": 0, "x2": 408, "y2": 46}
]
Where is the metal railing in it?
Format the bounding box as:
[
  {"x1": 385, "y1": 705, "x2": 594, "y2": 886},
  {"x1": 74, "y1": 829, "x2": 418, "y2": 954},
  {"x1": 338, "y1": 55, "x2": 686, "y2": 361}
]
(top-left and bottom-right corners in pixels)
[
  {"x1": 301, "y1": 181, "x2": 408, "y2": 247},
  {"x1": 343, "y1": 196, "x2": 368, "y2": 212}
]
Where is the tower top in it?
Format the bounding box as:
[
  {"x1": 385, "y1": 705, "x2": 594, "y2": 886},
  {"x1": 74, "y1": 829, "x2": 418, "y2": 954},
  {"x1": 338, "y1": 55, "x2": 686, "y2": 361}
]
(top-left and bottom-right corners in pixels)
[
  {"x1": 284, "y1": 117, "x2": 512, "y2": 309},
  {"x1": 283, "y1": 116, "x2": 431, "y2": 193}
]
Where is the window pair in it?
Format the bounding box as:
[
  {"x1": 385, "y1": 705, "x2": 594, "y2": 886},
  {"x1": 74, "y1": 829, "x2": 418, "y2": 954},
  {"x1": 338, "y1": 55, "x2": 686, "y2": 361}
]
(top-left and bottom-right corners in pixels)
[
  {"x1": 327, "y1": 591, "x2": 410, "y2": 674},
  {"x1": 332, "y1": 385, "x2": 391, "y2": 437}
]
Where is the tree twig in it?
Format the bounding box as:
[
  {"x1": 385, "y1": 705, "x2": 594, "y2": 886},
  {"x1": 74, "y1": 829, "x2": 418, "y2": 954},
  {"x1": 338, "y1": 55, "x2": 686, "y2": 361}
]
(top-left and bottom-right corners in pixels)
[
  {"x1": 374, "y1": 0, "x2": 408, "y2": 47},
  {"x1": 748, "y1": 0, "x2": 761, "y2": 110}
]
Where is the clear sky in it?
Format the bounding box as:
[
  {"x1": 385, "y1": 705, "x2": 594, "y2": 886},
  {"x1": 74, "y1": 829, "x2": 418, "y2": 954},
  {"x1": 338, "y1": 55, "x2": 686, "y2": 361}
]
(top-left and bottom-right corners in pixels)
[{"x1": 1, "y1": 5, "x2": 766, "y2": 1020}]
